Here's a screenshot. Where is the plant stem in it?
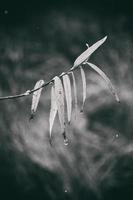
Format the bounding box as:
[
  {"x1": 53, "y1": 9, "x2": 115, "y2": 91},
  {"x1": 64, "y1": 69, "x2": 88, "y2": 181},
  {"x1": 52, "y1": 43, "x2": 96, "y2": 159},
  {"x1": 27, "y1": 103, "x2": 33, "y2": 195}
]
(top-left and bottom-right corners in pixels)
[{"x1": 0, "y1": 64, "x2": 79, "y2": 100}]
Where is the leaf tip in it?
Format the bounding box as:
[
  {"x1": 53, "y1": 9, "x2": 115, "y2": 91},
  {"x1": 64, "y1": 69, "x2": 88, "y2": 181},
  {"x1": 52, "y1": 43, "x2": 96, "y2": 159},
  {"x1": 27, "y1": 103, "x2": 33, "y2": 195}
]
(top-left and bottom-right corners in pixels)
[
  {"x1": 116, "y1": 95, "x2": 120, "y2": 103},
  {"x1": 102, "y1": 36, "x2": 107, "y2": 43},
  {"x1": 113, "y1": 91, "x2": 120, "y2": 103}
]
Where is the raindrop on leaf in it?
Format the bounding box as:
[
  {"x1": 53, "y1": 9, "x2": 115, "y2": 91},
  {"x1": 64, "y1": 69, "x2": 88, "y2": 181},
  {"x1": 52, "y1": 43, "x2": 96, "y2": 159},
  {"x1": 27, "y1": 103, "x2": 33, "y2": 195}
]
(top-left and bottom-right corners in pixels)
[
  {"x1": 115, "y1": 133, "x2": 119, "y2": 138},
  {"x1": 63, "y1": 132, "x2": 69, "y2": 146},
  {"x1": 64, "y1": 138, "x2": 69, "y2": 146}
]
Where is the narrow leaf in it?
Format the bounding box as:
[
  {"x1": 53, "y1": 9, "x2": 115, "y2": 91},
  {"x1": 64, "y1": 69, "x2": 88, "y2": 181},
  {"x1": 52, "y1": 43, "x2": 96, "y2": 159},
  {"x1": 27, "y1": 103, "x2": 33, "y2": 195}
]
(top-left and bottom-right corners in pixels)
[
  {"x1": 62, "y1": 74, "x2": 72, "y2": 124},
  {"x1": 49, "y1": 85, "x2": 58, "y2": 143},
  {"x1": 73, "y1": 36, "x2": 107, "y2": 68},
  {"x1": 30, "y1": 79, "x2": 44, "y2": 119},
  {"x1": 80, "y1": 66, "x2": 87, "y2": 112},
  {"x1": 86, "y1": 62, "x2": 120, "y2": 102},
  {"x1": 71, "y1": 71, "x2": 78, "y2": 119},
  {"x1": 54, "y1": 76, "x2": 65, "y2": 135}
]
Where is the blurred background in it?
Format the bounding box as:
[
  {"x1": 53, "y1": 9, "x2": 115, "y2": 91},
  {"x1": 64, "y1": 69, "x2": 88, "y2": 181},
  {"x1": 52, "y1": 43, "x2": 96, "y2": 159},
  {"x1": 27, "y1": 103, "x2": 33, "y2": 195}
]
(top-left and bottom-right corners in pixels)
[{"x1": 0, "y1": 0, "x2": 133, "y2": 199}]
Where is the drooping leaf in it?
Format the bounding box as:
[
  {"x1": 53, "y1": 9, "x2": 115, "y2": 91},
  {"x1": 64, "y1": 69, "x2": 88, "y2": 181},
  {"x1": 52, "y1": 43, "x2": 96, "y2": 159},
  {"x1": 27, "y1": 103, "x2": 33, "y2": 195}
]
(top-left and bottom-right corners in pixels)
[
  {"x1": 80, "y1": 66, "x2": 87, "y2": 112},
  {"x1": 54, "y1": 76, "x2": 65, "y2": 135},
  {"x1": 73, "y1": 36, "x2": 107, "y2": 68},
  {"x1": 62, "y1": 74, "x2": 72, "y2": 124},
  {"x1": 71, "y1": 71, "x2": 78, "y2": 119},
  {"x1": 49, "y1": 85, "x2": 58, "y2": 143},
  {"x1": 86, "y1": 62, "x2": 120, "y2": 102},
  {"x1": 30, "y1": 79, "x2": 44, "y2": 119}
]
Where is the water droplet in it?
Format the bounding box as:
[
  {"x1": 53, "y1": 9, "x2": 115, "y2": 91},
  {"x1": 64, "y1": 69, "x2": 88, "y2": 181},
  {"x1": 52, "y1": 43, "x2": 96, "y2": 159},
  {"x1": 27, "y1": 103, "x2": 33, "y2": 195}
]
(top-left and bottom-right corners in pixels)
[
  {"x1": 115, "y1": 133, "x2": 119, "y2": 138},
  {"x1": 63, "y1": 132, "x2": 69, "y2": 146},
  {"x1": 64, "y1": 137, "x2": 69, "y2": 146},
  {"x1": 112, "y1": 132, "x2": 120, "y2": 142},
  {"x1": 64, "y1": 189, "x2": 68, "y2": 193}
]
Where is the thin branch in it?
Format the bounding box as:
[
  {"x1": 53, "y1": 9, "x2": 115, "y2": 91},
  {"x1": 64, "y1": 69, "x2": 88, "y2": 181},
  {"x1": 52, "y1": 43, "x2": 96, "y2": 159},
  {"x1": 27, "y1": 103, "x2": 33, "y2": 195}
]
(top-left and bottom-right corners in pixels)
[
  {"x1": 0, "y1": 65, "x2": 77, "y2": 101},
  {"x1": 0, "y1": 36, "x2": 108, "y2": 101}
]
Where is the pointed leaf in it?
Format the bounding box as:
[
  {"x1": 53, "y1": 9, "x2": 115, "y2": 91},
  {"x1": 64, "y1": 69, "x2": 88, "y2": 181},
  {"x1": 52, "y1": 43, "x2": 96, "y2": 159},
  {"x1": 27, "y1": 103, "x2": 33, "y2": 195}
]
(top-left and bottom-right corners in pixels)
[
  {"x1": 86, "y1": 62, "x2": 120, "y2": 102},
  {"x1": 30, "y1": 79, "x2": 44, "y2": 119},
  {"x1": 71, "y1": 72, "x2": 78, "y2": 119},
  {"x1": 62, "y1": 74, "x2": 72, "y2": 124},
  {"x1": 80, "y1": 66, "x2": 87, "y2": 112},
  {"x1": 54, "y1": 76, "x2": 65, "y2": 134},
  {"x1": 73, "y1": 36, "x2": 107, "y2": 68},
  {"x1": 49, "y1": 85, "x2": 58, "y2": 142}
]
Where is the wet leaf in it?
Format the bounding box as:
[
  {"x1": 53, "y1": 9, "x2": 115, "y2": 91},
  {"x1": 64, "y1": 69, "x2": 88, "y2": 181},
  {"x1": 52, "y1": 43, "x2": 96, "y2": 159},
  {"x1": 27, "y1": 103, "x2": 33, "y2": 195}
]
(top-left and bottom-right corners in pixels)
[
  {"x1": 71, "y1": 71, "x2": 78, "y2": 119},
  {"x1": 49, "y1": 85, "x2": 58, "y2": 143},
  {"x1": 30, "y1": 80, "x2": 44, "y2": 119},
  {"x1": 73, "y1": 36, "x2": 107, "y2": 68},
  {"x1": 86, "y1": 62, "x2": 120, "y2": 102},
  {"x1": 80, "y1": 66, "x2": 86, "y2": 112},
  {"x1": 62, "y1": 74, "x2": 72, "y2": 124},
  {"x1": 54, "y1": 76, "x2": 65, "y2": 135}
]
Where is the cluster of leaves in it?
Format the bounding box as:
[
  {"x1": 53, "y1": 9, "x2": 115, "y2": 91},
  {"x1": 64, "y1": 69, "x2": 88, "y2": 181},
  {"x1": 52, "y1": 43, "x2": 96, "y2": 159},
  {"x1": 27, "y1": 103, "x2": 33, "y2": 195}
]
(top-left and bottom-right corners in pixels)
[{"x1": 29, "y1": 36, "x2": 120, "y2": 144}]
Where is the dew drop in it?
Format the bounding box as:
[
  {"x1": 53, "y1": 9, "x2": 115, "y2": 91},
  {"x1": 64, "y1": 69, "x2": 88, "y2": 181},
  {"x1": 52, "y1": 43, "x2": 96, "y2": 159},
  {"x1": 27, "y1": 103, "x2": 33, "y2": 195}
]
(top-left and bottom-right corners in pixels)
[
  {"x1": 63, "y1": 132, "x2": 69, "y2": 146},
  {"x1": 64, "y1": 189, "x2": 68, "y2": 193},
  {"x1": 115, "y1": 133, "x2": 119, "y2": 138},
  {"x1": 64, "y1": 138, "x2": 69, "y2": 146},
  {"x1": 112, "y1": 132, "x2": 119, "y2": 142}
]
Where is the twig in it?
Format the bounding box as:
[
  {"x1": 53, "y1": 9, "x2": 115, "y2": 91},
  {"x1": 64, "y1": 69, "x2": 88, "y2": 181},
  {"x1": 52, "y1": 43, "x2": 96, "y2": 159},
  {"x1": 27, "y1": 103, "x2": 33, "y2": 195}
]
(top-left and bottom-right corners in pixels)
[
  {"x1": 0, "y1": 65, "x2": 78, "y2": 101},
  {"x1": 0, "y1": 36, "x2": 109, "y2": 101}
]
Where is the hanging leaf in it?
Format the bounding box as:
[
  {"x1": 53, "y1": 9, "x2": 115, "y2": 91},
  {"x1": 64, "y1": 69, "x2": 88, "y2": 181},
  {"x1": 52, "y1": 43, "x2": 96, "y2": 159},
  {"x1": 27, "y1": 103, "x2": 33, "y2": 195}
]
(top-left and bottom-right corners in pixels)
[
  {"x1": 80, "y1": 66, "x2": 87, "y2": 112},
  {"x1": 73, "y1": 36, "x2": 107, "y2": 68},
  {"x1": 54, "y1": 76, "x2": 65, "y2": 135},
  {"x1": 86, "y1": 62, "x2": 120, "y2": 102},
  {"x1": 30, "y1": 79, "x2": 44, "y2": 119},
  {"x1": 62, "y1": 74, "x2": 72, "y2": 124},
  {"x1": 71, "y1": 71, "x2": 78, "y2": 119},
  {"x1": 49, "y1": 85, "x2": 58, "y2": 143}
]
